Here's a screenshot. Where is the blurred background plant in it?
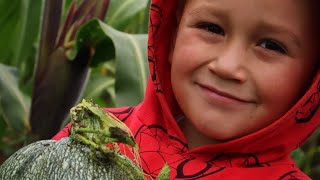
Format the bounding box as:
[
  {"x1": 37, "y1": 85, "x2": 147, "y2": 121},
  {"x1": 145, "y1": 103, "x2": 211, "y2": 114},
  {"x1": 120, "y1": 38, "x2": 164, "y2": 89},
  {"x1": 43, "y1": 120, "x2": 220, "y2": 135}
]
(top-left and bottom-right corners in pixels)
[
  {"x1": 0, "y1": 0, "x2": 318, "y2": 179},
  {"x1": 0, "y1": 0, "x2": 149, "y2": 158}
]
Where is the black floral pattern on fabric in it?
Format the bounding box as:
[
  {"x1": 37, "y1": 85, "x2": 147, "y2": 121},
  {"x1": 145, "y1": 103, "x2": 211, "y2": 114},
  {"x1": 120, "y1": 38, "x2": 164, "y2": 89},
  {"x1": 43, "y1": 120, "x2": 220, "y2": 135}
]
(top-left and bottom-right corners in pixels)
[
  {"x1": 176, "y1": 159, "x2": 225, "y2": 179},
  {"x1": 295, "y1": 80, "x2": 320, "y2": 123},
  {"x1": 134, "y1": 124, "x2": 188, "y2": 179},
  {"x1": 239, "y1": 153, "x2": 271, "y2": 167},
  {"x1": 132, "y1": 121, "x2": 280, "y2": 179},
  {"x1": 148, "y1": 4, "x2": 164, "y2": 93},
  {"x1": 278, "y1": 170, "x2": 303, "y2": 180},
  {"x1": 107, "y1": 107, "x2": 135, "y2": 122},
  {"x1": 149, "y1": 4, "x2": 163, "y2": 39},
  {"x1": 148, "y1": 45, "x2": 162, "y2": 93}
]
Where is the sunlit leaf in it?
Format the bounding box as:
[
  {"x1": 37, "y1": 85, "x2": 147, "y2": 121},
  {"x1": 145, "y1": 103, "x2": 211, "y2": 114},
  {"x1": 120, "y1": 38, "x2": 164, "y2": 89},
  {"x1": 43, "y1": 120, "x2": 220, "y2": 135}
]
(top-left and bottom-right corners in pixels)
[
  {"x1": 105, "y1": 0, "x2": 149, "y2": 32},
  {"x1": 112, "y1": 30, "x2": 148, "y2": 106}
]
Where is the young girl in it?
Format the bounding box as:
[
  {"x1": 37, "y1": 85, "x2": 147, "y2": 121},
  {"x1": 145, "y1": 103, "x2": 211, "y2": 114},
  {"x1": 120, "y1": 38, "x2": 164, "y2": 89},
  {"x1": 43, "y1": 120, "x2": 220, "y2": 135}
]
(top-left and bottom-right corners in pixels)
[{"x1": 54, "y1": 0, "x2": 320, "y2": 179}]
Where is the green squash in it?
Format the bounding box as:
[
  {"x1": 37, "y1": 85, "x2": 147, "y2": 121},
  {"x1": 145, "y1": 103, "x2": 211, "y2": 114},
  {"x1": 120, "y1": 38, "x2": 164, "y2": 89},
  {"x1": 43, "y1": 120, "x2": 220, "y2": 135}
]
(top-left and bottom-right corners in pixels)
[
  {"x1": 0, "y1": 100, "x2": 169, "y2": 180},
  {"x1": 0, "y1": 137, "x2": 143, "y2": 179}
]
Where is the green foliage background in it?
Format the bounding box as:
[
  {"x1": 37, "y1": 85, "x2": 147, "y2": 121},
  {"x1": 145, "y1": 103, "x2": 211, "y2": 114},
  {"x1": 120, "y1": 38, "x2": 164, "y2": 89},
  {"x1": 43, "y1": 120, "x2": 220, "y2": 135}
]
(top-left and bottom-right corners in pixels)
[
  {"x1": 0, "y1": 0, "x2": 319, "y2": 179},
  {"x1": 0, "y1": 0, "x2": 149, "y2": 158}
]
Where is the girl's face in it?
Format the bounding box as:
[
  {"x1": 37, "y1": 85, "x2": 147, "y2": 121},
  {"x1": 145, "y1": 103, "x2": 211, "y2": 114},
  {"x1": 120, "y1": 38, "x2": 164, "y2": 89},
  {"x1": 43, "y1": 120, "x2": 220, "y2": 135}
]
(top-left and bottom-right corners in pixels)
[{"x1": 170, "y1": 0, "x2": 318, "y2": 147}]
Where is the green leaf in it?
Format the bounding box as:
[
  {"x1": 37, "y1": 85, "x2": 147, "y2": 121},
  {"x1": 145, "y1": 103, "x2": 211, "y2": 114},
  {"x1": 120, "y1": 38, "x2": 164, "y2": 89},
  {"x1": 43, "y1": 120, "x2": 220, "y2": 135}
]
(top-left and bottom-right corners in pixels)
[
  {"x1": 0, "y1": 116, "x2": 7, "y2": 139},
  {"x1": 71, "y1": 19, "x2": 148, "y2": 106},
  {"x1": 0, "y1": 64, "x2": 30, "y2": 132},
  {"x1": 113, "y1": 30, "x2": 148, "y2": 106},
  {"x1": 83, "y1": 71, "x2": 116, "y2": 107},
  {"x1": 123, "y1": 7, "x2": 150, "y2": 34},
  {"x1": 0, "y1": 0, "x2": 42, "y2": 73},
  {"x1": 156, "y1": 164, "x2": 170, "y2": 180},
  {"x1": 0, "y1": 0, "x2": 20, "y2": 65},
  {"x1": 105, "y1": 0, "x2": 149, "y2": 32},
  {"x1": 66, "y1": 19, "x2": 115, "y2": 63},
  {"x1": 291, "y1": 148, "x2": 306, "y2": 167}
]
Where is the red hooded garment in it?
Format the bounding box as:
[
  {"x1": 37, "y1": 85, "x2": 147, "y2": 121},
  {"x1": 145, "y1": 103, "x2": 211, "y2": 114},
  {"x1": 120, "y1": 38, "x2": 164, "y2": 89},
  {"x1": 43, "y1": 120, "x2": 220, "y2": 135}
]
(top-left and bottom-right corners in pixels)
[{"x1": 53, "y1": 0, "x2": 320, "y2": 179}]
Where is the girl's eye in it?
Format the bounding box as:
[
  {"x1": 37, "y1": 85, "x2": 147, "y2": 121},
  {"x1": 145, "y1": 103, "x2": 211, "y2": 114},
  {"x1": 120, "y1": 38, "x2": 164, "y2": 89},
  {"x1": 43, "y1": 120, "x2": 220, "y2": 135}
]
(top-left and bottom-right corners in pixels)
[
  {"x1": 197, "y1": 22, "x2": 225, "y2": 36},
  {"x1": 259, "y1": 39, "x2": 287, "y2": 54}
]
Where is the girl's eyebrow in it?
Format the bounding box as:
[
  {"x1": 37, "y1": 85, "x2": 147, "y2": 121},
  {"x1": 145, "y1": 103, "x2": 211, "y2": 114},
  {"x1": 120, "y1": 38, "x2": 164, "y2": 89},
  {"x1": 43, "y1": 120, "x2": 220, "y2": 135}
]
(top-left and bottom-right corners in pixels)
[
  {"x1": 188, "y1": 5, "x2": 229, "y2": 22},
  {"x1": 257, "y1": 22, "x2": 301, "y2": 48}
]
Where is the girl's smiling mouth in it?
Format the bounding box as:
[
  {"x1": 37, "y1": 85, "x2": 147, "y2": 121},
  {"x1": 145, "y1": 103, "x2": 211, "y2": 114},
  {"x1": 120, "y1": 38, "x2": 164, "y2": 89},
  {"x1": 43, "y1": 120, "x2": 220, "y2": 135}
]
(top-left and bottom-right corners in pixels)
[{"x1": 196, "y1": 83, "x2": 254, "y2": 106}]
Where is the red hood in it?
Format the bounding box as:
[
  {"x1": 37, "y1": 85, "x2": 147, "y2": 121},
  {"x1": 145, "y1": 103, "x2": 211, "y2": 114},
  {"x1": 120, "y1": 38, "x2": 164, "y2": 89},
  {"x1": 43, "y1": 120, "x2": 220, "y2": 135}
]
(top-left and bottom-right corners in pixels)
[{"x1": 138, "y1": 0, "x2": 320, "y2": 160}]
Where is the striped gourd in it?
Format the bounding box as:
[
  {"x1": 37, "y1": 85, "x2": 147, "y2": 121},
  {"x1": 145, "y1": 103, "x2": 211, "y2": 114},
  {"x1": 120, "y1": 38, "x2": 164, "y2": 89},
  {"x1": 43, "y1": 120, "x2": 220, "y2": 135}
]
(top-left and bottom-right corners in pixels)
[{"x1": 0, "y1": 100, "x2": 169, "y2": 180}]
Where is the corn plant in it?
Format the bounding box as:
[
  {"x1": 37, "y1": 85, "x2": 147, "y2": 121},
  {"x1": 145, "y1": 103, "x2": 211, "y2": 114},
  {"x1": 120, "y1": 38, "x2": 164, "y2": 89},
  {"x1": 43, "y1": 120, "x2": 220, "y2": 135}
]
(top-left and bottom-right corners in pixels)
[{"x1": 0, "y1": 0, "x2": 149, "y2": 158}]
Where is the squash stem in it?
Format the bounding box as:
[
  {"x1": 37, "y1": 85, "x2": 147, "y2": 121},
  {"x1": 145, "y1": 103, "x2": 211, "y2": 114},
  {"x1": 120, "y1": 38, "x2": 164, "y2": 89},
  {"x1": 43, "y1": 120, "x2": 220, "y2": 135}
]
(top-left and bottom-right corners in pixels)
[{"x1": 71, "y1": 134, "x2": 146, "y2": 180}]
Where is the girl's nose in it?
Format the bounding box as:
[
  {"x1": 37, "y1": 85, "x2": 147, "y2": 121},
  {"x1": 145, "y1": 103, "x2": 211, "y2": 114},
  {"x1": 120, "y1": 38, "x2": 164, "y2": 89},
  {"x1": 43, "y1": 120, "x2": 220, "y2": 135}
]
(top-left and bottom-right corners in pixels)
[{"x1": 208, "y1": 42, "x2": 248, "y2": 83}]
